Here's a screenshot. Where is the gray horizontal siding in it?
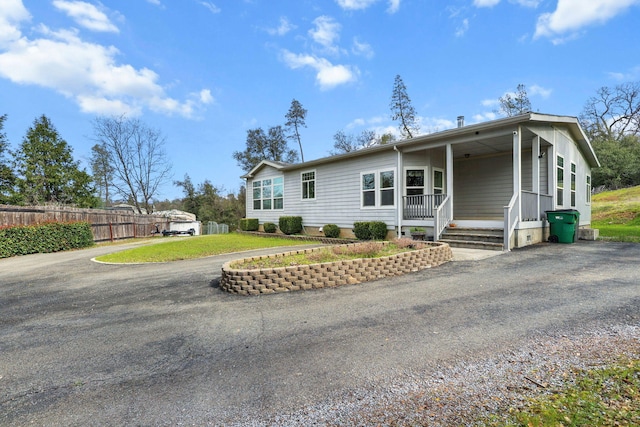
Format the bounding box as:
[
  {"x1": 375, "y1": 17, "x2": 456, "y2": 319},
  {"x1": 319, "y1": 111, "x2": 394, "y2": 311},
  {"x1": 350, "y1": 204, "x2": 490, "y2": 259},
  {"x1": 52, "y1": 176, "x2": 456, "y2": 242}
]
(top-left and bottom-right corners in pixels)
[{"x1": 453, "y1": 152, "x2": 512, "y2": 219}]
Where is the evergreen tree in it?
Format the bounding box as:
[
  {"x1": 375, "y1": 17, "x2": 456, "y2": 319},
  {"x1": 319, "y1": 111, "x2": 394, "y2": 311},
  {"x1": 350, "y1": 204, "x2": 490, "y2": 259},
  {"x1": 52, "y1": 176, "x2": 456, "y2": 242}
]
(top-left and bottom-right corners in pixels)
[
  {"x1": 390, "y1": 75, "x2": 420, "y2": 139},
  {"x1": 232, "y1": 125, "x2": 299, "y2": 173},
  {"x1": 90, "y1": 143, "x2": 114, "y2": 207},
  {"x1": 498, "y1": 84, "x2": 532, "y2": 117},
  {"x1": 0, "y1": 114, "x2": 18, "y2": 204},
  {"x1": 13, "y1": 115, "x2": 97, "y2": 207},
  {"x1": 285, "y1": 99, "x2": 307, "y2": 162}
]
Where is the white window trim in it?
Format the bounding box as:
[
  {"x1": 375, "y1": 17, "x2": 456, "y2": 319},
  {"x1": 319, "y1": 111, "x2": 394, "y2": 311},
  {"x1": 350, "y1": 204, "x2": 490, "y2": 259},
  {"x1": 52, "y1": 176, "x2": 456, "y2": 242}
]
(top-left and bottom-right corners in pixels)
[
  {"x1": 570, "y1": 162, "x2": 576, "y2": 208},
  {"x1": 432, "y1": 167, "x2": 445, "y2": 194},
  {"x1": 360, "y1": 168, "x2": 396, "y2": 209},
  {"x1": 300, "y1": 169, "x2": 316, "y2": 201},
  {"x1": 586, "y1": 174, "x2": 592, "y2": 205},
  {"x1": 404, "y1": 167, "x2": 427, "y2": 196},
  {"x1": 556, "y1": 154, "x2": 565, "y2": 207},
  {"x1": 252, "y1": 176, "x2": 284, "y2": 211}
]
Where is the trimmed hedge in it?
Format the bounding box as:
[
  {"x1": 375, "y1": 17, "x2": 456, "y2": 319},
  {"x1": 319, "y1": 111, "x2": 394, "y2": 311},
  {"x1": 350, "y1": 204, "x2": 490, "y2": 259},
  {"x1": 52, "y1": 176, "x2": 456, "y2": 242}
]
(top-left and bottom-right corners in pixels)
[
  {"x1": 279, "y1": 216, "x2": 303, "y2": 235},
  {"x1": 263, "y1": 222, "x2": 277, "y2": 233},
  {"x1": 322, "y1": 224, "x2": 340, "y2": 239},
  {"x1": 353, "y1": 221, "x2": 388, "y2": 240},
  {"x1": 0, "y1": 221, "x2": 94, "y2": 259},
  {"x1": 239, "y1": 218, "x2": 259, "y2": 231}
]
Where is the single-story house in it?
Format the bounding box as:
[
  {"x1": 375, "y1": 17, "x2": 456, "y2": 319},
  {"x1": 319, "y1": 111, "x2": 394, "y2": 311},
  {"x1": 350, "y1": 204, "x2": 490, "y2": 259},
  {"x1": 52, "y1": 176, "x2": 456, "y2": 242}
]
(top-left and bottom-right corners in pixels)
[{"x1": 242, "y1": 112, "x2": 600, "y2": 251}]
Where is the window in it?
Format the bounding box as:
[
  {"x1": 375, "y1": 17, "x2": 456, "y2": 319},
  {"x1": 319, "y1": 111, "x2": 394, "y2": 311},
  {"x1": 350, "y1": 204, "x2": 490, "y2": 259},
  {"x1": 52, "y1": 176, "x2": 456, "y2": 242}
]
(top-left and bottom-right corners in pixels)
[
  {"x1": 586, "y1": 175, "x2": 591, "y2": 205},
  {"x1": 252, "y1": 177, "x2": 283, "y2": 210},
  {"x1": 362, "y1": 172, "x2": 376, "y2": 207},
  {"x1": 433, "y1": 169, "x2": 445, "y2": 194},
  {"x1": 361, "y1": 169, "x2": 395, "y2": 208},
  {"x1": 405, "y1": 169, "x2": 425, "y2": 196},
  {"x1": 570, "y1": 162, "x2": 576, "y2": 207},
  {"x1": 301, "y1": 171, "x2": 315, "y2": 200},
  {"x1": 556, "y1": 155, "x2": 564, "y2": 206},
  {"x1": 380, "y1": 171, "x2": 395, "y2": 206}
]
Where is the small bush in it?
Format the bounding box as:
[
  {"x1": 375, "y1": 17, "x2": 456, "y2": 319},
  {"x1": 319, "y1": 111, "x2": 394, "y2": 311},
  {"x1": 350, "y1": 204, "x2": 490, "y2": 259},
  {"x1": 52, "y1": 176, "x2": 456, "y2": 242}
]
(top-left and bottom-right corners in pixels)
[
  {"x1": 353, "y1": 221, "x2": 371, "y2": 240},
  {"x1": 369, "y1": 221, "x2": 388, "y2": 240},
  {"x1": 323, "y1": 224, "x2": 340, "y2": 238},
  {"x1": 239, "y1": 218, "x2": 259, "y2": 231},
  {"x1": 263, "y1": 222, "x2": 277, "y2": 233},
  {"x1": 353, "y1": 221, "x2": 388, "y2": 240},
  {"x1": 279, "y1": 216, "x2": 303, "y2": 235},
  {"x1": 332, "y1": 242, "x2": 384, "y2": 258}
]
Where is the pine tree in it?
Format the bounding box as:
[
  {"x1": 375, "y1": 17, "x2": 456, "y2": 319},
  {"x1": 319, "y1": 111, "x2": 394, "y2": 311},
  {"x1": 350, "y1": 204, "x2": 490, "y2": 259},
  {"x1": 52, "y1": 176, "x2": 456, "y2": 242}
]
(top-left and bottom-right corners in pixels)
[{"x1": 390, "y1": 75, "x2": 420, "y2": 139}]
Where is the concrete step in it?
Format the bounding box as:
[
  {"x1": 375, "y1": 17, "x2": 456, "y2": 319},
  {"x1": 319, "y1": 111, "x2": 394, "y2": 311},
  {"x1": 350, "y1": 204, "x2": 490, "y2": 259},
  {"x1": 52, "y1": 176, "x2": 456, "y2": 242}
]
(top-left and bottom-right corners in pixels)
[
  {"x1": 439, "y1": 239, "x2": 504, "y2": 251},
  {"x1": 441, "y1": 232, "x2": 504, "y2": 243}
]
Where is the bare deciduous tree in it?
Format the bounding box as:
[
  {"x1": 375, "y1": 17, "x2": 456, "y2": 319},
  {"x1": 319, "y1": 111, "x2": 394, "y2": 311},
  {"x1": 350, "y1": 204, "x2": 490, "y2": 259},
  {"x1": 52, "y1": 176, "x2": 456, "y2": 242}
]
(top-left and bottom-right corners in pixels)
[
  {"x1": 92, "y1": 115, "x2": 172, "y2": 213},
  {"x1": 579, "y1": 81, "x2": 640, "y2": 141}
]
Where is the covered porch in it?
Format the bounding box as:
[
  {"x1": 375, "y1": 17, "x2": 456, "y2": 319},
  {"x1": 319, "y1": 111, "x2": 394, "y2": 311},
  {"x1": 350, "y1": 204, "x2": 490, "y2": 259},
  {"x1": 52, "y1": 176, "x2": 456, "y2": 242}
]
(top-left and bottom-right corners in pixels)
[{"x1": 395, "y1": 123, "x2": 554, "y2": 250}]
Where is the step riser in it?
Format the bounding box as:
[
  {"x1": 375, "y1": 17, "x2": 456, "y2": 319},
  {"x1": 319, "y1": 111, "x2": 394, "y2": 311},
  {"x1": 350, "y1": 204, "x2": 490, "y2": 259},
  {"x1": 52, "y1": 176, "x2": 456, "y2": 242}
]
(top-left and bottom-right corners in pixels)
[{"x1": 440, "y1": 240, "x2": 504, "y2": 251}]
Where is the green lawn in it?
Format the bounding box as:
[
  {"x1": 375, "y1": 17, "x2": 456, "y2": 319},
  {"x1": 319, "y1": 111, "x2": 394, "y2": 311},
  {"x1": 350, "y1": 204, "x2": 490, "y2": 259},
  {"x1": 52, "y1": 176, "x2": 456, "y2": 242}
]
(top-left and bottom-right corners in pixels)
[
  {"x1": 94, "y1": 233, "x2": 315, "y2": 263},
  {"x1": 592, "y1": 185, "x2": 640, "y2": 243}
]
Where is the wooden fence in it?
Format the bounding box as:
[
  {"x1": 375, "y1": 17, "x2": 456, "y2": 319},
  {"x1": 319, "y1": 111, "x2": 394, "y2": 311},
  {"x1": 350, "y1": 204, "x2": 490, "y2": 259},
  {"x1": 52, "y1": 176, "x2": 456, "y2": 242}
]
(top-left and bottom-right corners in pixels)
[{"x1": 0, "y1": 205, "x2": 171, "y2": 242}]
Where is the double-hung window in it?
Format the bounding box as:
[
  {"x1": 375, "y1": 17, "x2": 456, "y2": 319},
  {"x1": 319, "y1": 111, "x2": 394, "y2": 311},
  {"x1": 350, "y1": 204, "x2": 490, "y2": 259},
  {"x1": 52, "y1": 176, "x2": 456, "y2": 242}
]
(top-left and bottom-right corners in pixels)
[
  {"x1": 301, "y1": 171, "x2": 315, "y2": 200},
  {"x1": 252, "y1": 177, "x2": 284, "y2": 210},
  {"x1": 570, "y1": 162, "x2": 576, "y2": 207},
  {"x1": 556, "y1": 155, "x2": 564, "y2": 206},
  {"x1": 361, "y1": 169, "x2": 395, "y2": 208}
]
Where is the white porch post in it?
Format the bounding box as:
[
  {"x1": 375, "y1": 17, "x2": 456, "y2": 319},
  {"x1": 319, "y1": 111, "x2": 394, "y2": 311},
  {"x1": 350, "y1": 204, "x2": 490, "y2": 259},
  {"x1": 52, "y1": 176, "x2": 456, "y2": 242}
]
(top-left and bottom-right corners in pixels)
[
  {"x1": 446, "y1": 143, "x2": 453, "y2": 218},
  {"x1": 533, "y1": 135, "x2": 540, "y2": 220},
  {"x1": 395, "y1": 146, "x2": 403, "y2": 237},
  {"x1": 513, "y1": 128, "x2": 522, "y2": 216}
]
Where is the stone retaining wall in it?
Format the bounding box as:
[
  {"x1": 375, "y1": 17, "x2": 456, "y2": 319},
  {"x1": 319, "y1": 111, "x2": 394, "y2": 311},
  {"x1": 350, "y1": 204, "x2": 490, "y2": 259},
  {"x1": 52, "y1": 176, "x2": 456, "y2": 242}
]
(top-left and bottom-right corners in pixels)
[{"x1": 220, "y1": 241, "x2": 453, "y2": 296}]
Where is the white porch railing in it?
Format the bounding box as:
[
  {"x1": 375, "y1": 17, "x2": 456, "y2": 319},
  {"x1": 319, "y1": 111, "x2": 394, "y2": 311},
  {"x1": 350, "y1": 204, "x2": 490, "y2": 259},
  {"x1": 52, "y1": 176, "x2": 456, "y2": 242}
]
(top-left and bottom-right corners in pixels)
[
  {"x1": 522, "y1": 191, "x2": 553, "y2": 221},
  {"x1": 503, "y1": 193, "x2": 520, "y2": 252},
  {"x1": 433, "y1": 195, "x2": 451, "y2": 242},
  {"x1": 403, "y1": 194, "x2": 447, "y2": 219}
]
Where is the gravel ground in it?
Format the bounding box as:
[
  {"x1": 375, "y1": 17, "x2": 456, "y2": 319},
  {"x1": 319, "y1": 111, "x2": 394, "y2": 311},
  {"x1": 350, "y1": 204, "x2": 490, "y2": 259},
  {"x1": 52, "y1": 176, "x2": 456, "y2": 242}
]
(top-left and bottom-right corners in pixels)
[{"x1": 231, "y1": 324, "x2": 639, "y2": 426}]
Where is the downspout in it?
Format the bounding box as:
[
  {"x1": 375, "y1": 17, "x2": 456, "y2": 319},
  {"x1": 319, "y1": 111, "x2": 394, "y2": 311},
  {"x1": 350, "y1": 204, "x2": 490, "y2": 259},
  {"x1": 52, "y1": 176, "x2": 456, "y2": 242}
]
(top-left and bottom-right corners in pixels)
[{"x1": 394, "y1": 146, "x2": 403, "y2": 237}]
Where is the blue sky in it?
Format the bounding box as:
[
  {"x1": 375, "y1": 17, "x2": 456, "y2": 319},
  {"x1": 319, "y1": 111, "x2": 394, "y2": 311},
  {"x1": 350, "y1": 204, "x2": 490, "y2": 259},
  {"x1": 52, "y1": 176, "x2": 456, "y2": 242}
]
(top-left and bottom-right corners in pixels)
[{"x1": 1, "y1": 0, "x2": 639, "y2": 201}]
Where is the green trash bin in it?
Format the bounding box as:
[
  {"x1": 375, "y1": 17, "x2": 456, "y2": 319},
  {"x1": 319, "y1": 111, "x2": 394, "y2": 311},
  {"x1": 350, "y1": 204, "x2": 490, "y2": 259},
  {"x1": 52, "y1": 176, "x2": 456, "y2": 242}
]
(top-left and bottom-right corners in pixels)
[{"x1": 546, "y1": 210, "x2": 580, "y2": 243}]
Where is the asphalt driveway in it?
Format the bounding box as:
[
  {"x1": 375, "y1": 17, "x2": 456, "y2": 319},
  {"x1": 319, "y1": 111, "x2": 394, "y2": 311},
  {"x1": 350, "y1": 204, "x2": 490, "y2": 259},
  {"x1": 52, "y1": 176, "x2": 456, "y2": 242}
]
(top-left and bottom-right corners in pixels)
[{"x1": 1, "y1": 240, "x2": 639, "y2": 425}]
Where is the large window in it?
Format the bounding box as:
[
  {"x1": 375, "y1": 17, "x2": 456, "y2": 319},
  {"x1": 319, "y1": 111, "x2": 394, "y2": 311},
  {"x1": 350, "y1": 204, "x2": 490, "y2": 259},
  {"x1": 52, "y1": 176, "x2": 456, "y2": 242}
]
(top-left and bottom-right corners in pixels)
[
  {"x1": 570, "y1": 162, "x2": 576, "y2": 207},
  {"x1": 301, "y1": 171, "x2": 315, "y2": 200},
  {"x1": 252, "y1": 177, "x2": 283, "y2": 210},
  {"x1": 405, "y1": 169, "x2": 425, "y2": 196},
  {"x1": 361, "y1": 169, "x2": 395, "y2": 208},
  {"x1": 556, "y1": 155, "x2": 564, "y2": 206}
]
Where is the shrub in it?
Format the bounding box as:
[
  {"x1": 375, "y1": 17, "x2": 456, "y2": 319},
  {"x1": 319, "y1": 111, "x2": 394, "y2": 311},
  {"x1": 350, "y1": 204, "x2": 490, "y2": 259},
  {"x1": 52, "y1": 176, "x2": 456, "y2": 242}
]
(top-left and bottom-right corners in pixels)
[
  {"x1": 0, "y1": 221, "x2": 94, "y2": 259},
  {"x1": 369, "y1": 221, "x2": 388, "y2": 240},
  {"x1": 353, "y1": 221, "x2": 371, "y2": 240},
  {"x1": 239, "y1": 218, "x2": 259, "y2": 231},
  {"x1": 263, "y1": 222, "x2": 277, "y2": 233},
  {"x1": 353, "y1": 221, "x2": 388, "y2": 240},
  {"x1": 322, "y1": 224, "x2": 340, "y2": 238},
  {"x1": 279, "y1": 216, "x2": 303, "y2": 235}
]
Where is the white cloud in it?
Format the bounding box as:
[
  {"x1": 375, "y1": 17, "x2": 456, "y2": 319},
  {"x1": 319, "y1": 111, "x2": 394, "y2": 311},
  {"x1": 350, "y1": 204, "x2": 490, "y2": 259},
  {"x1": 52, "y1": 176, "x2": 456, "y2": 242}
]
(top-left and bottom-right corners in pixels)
[
  {"x1": 455, "y1": 18, "x2": 469, "y2": 37},
  {"x1": 387, "y1": 0, "x2": 401, "y2": 13},
  {"x1": 0, "y1": 0, "x2": 30, "y2": 47},
  {"x1": 481, "y1": 98, "x2": 499, "y2": 107},
  {"x1": 266, "y1": 17, "x2": 296, "y2": 36},
  {"x1": 473, "y1": 0, "x2": 501, "y2": 7},
  {"x1": 0, "y1": 7, "x2": 210, "y2": 118},
  {"x1": 53, "y1": 1, "x2": 119, "y2": 33},
  {"x1": 472, "y1": 112, "x2": 498, "y2": 122},
  {"x1": 281, "y1": 50, "x2": 358, "y2": 90},
  {"x1": 335, "y1": 0, "x2": 378, "y2": 10},
  {"x1": 309, "y1": 16, "x2": 341, "y2": 53},
  {"x1": 529, "y1": 84, "x2": 552, "y2": 98},
  {"x1": 197, "y1": 89, "x2": 214, "y2": 104},
  {"x1": 198, "y1": 1, "x2": 221, "y2": 14},
  {"x1": 351, "y1": 37, "x2": 374, "y2": 59},
  {"x1": 514, "y1": 0, "x2": 541, "y2": 7},
  {"x1": 535, "y1": 0, "x2": 640, "y2": 41},
  {"x1": 607, "y1": 65, "x2": 640, "y2": 81},
  {"x1": 335, "y1": 0, "x2": 401, "y2": 13}
]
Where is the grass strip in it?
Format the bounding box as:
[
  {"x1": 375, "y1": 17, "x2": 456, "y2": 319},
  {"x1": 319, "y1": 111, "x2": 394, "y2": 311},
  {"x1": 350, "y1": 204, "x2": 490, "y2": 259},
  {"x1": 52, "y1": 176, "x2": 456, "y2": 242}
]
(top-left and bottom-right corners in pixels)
[{"x1": 94, "y1": 233, "x2": 315, "y2": 263}]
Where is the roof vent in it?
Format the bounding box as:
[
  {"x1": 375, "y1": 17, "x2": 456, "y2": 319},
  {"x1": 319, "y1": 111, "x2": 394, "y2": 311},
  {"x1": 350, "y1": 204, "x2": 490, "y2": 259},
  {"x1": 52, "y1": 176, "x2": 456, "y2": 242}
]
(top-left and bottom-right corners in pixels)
[{"x1": 457, "y1": 116, "x2": 465, "y2": 128}]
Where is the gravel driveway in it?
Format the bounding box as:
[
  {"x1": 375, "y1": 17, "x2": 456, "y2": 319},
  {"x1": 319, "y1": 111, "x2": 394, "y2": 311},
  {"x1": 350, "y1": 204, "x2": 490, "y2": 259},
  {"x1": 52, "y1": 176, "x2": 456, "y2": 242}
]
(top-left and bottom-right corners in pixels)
[{"x1": 0, "y1": 240, "x2": 638, "y2": 425}]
